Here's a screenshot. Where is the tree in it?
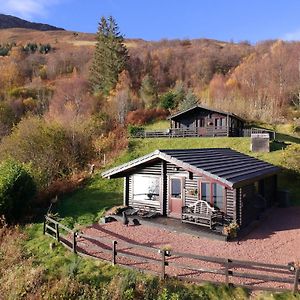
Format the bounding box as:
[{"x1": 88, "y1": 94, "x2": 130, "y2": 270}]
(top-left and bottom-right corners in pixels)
[
  {"x1": 0, "y1": 159, "x2": 36, "y2": 221},
  {"x1": 0, "y1": 117, "x2": 94, "y2": 187},
  {"x1": 140, "y1": 74, "x2": 158, "y2": 108},
  {"x1": 178, "y1": 89, "x2": 198, "y2": 111},
  {"x1": 159, "y1": 91, "x2": 176, "y2": 110},
  {"x1": 89, "y1": 16, "x2": 129, "y2": 95},
  {"x1": 109, "y1": 70, "x2": 132, "y2": 124}
]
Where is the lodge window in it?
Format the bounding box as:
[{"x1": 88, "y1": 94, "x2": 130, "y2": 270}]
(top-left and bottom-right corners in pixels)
[
  {"x1": 199, "y1": 181, "x2": 224, "y2": 210},
  {"x1": 132, "y1": 175, "x2": 160, "y2": 201},
  {"x1": 197, "y1": 118, "x2": 205, "y2": 127},
  {"x1": 214, "y1": 118, "x2": 226, "y2": 127},
  {"x1": 200, "y1": 182, "x2": 210, "y2": 202},
  {"x1": 212, "y1": 183, "x2": 224, "y2": 210},
  {"x1": 171, "y1": 178, "x2": 182, "y2": 198}
]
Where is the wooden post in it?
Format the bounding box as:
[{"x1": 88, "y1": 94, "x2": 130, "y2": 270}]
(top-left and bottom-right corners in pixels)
[
  {"x1": 225, "y1": 259, "x2": 231, "y2": 286},
  {"x1": 72, "y1": 232, "x2": 77, "y2": 254},
  {"x1": 161, "y1": 250, "x2": 166, "y2": 279},
  {"x1": 55, "y1": 223, "x2": 60, "y2": 242},
  {"x1": 112, "y1": 240, "x2": 117, "y2": 266},
  {"x1": 293, "y1": 267, "x2": 300, "y2": 293}
]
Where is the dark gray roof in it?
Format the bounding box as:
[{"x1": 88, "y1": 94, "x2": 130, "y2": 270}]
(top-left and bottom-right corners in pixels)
[
  {"x1": 102, "y1": 148, "x2": 280, "y2": 188},
  {"x1": 168, "y1": 104, "x2": 244, "y2": 122}
]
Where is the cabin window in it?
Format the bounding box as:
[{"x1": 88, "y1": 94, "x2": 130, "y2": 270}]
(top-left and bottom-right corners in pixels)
[
  {"x1": 214, "y1": 118, "x2": 225, "y2": 127},
  {"x1": 133, "y1": 175, "x2": 160, "y2": 201},
  {"x1": 196, "y1": 118, "x2": 205, "y2": 127},
  {"x1": 171, "y1": 178, "x2": 182, "y2": 198},
  {"x1": 212, "y1": 183, "x2": 224, "y2": 209},
  {"x1": 200, "y1": 182, "x2": 210, "y2": 202},
  {"x1": 200, "y1": 181, "x2": 224, "y2": 209},
  {"x1": 221, "y1": 118, "x2": 226, "y2": 127}
]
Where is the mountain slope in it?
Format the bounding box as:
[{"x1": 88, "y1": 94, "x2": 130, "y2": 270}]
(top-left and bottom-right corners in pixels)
[{"x1": 0, "y1": 14, "x2": 64, "y2": 31}]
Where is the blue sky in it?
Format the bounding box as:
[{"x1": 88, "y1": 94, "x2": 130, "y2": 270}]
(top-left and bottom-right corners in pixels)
[{"x1": 1, "y1": 0, "x2": 300, "y2": 42}]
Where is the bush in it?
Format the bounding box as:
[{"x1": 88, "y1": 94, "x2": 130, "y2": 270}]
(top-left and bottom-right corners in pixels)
[
  {"x1": 126, "y1": 108, "x2": 169, "y2": 125},
  {"x1": 0, "y1": 117, "x2": 95, "y2": 188},
  {"x1": 0, "y1": 160, "x2": 36, "y2": 221},
  {"x1": 127, "y1": 125, "x2": 144, "y2": 136}
]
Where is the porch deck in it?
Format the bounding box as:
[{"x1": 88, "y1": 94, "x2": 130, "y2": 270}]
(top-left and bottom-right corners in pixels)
[{"x1": 105, "y1": 214, "x2": 227, "y2": 241}]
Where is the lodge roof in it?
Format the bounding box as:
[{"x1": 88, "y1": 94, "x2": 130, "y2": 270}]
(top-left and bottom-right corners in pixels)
[
  {"x1": 167, "y1": 104, "x2": 244, "y2": 122},
  {"x1": 102, "y1": 148, "x2": 280, "y2": 188}
]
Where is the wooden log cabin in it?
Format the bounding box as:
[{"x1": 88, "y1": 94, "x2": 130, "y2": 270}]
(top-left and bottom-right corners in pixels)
[
  {"x1": 102, "y1": 149, "x2": 280, "y2": 230},
  {"x1": 168, "y1": 105, "x2": 245, "y2": 137}
]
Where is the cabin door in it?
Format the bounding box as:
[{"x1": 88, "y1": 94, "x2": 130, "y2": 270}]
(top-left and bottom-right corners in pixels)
[{"x1": 169, "y1": 177, "x2": 184, "y2": 218}]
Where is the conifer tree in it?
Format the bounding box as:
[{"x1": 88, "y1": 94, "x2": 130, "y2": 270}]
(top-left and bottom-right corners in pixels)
[{"x1": 89, "y1": 16, "x2": 128, "y2": 94}]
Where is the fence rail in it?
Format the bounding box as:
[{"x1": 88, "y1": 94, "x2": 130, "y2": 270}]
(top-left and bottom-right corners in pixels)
[
  {"x1": 43, "y1": 215, "x2": 299, "y2": 293},
  {"x1": 131, "y1": 127, "x2": 275, "y2": 140}
]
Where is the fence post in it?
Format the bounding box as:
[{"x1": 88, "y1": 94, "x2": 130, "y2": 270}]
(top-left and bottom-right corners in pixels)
[
  {"x1": 55, "y1": 223, "x2": 60, "y2": 242},
  {"x1": 160, "y1": 250, "x2": 167, "y2": 279},
  {"x1": 225, "y1": 259, "x2": 231, "y2": 286},
  {"x1": 293, "y1": 267, "x2": 300, "y2": 293},
  {"x1": 72, "y1": 232, "x2": 77, "y2": 254},
  {"x1": 112, "y1": 240, "x2": 117, "y2": 266}
]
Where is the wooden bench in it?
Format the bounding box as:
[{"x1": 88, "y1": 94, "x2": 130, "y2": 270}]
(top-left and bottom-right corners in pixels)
[{"x1": 182, "y1": 200, "x2": 218, "y2": 229}]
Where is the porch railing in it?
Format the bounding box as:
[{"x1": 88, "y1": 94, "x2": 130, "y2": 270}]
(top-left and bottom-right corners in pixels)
[{"x1": 130, "y1": 126, "x2": 275, "y2": 139}]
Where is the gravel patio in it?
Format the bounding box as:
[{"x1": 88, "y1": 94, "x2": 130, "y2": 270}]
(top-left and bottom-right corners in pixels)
[{"x1": 75, "y1": 206, "x2": 300, "y2": 290}]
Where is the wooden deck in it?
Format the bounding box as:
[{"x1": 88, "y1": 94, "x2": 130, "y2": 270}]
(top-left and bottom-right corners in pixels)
[{"x1": 131, "y1": 127, "x2": 275, "y2": 139}]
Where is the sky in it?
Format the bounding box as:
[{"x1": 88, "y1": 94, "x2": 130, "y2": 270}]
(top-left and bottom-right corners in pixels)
[{"x1": 1, "y1": 0, "x2": 300, "y2": 43}]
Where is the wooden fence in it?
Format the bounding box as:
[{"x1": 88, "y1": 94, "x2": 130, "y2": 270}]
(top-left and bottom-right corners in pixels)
[{"x1": 43, "y1": 215, "x2": 299, "y2": 293}]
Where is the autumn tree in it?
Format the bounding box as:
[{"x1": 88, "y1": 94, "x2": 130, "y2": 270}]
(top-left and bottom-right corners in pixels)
[
  {"x1": 108, "y1": 70, "x2": 133, "y2": 124},
  {"x1": 89, "y1": 16, "x2": 129, "y2": 95},
  {"x1": 140, "y1": 74, "x2": 158, "y2": 108}
]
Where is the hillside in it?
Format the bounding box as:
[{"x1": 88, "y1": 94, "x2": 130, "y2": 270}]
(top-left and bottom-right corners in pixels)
[
  {"x1": 0, "y1": 134, "x2": 298, "y2": 298},
  {"x1": 0, "y1": 14, "x2": 64, "y2": 31}
]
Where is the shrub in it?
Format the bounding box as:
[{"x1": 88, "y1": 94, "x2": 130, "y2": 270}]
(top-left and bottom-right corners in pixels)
[
  {"x1": 126, "y1": 108, "x2": 169, "y2": 125},
  {"x1": 127, "y1": 125, "x2": 144, "y2": 136},
  {"x1": 0, "y1": 159, "x2": 36, "y2": 221},
  {"x1": 0, "y1": 117, "x2": 95, "y2": 188}
]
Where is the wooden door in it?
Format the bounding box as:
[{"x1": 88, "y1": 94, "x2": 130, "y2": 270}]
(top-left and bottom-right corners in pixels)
[{"x1": 169, "y1": 177, "x2": 184, "y2": 218}]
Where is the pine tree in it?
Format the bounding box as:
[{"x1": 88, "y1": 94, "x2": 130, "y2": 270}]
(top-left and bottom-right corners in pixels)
[{"x1": 89, "y1": 16, "x2": 128, "y2": 95}]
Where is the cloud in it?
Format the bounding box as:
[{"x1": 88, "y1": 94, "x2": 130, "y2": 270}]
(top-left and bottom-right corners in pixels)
[
  {"x1": 1, "y1": 0, "x2": 60, "y2": 20},
  {"x1": 282, "y1": 29, "x2": 300, "y2": 41}
]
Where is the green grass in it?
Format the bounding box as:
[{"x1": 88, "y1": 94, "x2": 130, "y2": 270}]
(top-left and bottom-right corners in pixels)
[
  {"x1": 24, "y1": 223, "x2": 123, "y2": 283},
  {"x1": 144, "y1": 120, "x2": 170, "y2": 130},
  {"x1": 57, "y1": 175, "x2": 123, "y2": 227}
]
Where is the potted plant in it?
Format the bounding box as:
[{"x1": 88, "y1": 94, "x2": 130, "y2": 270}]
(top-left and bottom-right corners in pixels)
[{"x1": 223, "y1": 222, "x2": 239, "y2": 239}]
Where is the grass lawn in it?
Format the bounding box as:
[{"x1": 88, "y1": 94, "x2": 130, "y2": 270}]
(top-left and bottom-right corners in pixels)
[
  {"x1": 57, "y1": 176, "x2": 123, "y2": 227},
  {"x1": 144, "y1": 120, "x2": 170, "y2": 130}
]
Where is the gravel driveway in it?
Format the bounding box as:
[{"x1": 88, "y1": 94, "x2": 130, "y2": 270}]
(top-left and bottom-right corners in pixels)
[{"x1": 76, "y1": 207, "x2": 300, "y2": 290}]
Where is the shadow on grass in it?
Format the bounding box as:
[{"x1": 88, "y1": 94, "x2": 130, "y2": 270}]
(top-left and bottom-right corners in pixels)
[
  {"x1": 56, "y1": 189, "x2": 122, "y2": 226},
  {"x1": 275, "y1": 133, "x2": 300, "y2": 144}
]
